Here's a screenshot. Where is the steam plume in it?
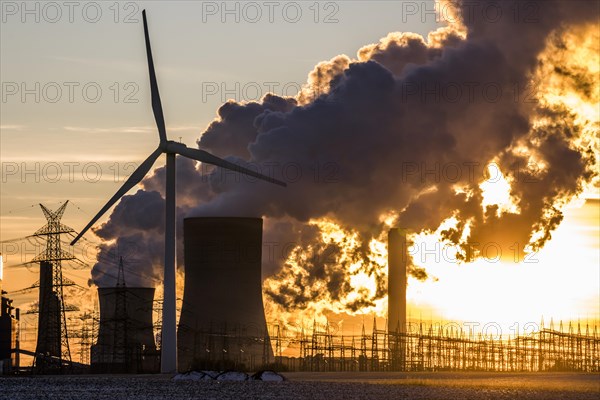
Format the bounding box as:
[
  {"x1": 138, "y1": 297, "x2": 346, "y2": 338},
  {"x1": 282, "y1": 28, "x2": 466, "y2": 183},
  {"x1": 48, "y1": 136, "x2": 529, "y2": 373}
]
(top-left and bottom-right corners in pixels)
[{"x1": 91, "y1": 1, "x2": 599, "y2": 319}]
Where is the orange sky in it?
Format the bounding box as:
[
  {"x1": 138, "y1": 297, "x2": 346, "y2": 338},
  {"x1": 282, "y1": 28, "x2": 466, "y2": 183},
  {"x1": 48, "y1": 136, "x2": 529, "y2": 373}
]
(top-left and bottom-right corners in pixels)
[{"x1": 1, "y1": 1, "x2": 598, "y2": 359}]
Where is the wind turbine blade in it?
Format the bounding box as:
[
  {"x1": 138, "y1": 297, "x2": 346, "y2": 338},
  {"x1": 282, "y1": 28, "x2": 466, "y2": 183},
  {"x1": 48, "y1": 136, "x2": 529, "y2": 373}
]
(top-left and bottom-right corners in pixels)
[
  {"x1": 70, "y1": 147, "x2": 163, "y2": 245},
  {"x1": 176, "y1": 146, "x2": 287, "y2": 187},
  {"x1": 142, "y1": 10, "x2": 167, "y2": 145}
]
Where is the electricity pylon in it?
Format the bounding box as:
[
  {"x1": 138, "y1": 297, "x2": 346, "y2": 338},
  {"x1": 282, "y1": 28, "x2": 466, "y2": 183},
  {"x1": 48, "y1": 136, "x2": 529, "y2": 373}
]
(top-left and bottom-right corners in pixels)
[{"x1": 31, "y1": 201, "x2": 75, "y2": 372}]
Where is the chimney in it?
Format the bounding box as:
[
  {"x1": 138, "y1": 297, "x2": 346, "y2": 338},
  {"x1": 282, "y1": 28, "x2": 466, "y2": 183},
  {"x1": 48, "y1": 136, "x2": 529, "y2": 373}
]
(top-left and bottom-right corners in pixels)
[{"x1": 387, "y1": 228, "x2": 407, "y2": 335}]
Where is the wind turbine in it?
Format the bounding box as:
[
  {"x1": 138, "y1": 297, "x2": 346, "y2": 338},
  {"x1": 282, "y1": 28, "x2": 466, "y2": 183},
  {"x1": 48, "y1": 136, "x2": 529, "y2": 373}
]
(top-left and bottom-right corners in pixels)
[{"x1": 71, "y1": 10, "x2": 286, "y2": 374}]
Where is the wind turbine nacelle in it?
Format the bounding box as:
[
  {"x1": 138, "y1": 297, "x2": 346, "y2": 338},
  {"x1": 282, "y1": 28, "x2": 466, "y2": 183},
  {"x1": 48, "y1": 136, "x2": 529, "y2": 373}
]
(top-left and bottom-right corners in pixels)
[{"x1": 164, "y1": 141, "x2": 188, "y2": 153}]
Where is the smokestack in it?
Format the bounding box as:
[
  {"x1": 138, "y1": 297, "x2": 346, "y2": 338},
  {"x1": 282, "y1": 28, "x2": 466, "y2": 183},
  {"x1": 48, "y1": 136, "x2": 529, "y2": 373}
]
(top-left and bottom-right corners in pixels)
[
  {"x1": 388, "y1": 228, "x2": 407, "y2": 335},
  {"x1": 35, "y1": 261, "x2": 61, "y2": 359},
  {"x1": 91, "y1": 287, "x2": 158, "y2": 373},
  {"x1": 178, "y1": 217, "x2": 272, "y2": 372}
]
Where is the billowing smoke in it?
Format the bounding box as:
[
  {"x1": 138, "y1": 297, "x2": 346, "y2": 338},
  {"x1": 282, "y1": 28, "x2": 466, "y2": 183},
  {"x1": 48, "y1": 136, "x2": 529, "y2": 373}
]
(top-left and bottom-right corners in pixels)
[{"x1": 91, "y1": 1, "x2": 598, "y2": 318}]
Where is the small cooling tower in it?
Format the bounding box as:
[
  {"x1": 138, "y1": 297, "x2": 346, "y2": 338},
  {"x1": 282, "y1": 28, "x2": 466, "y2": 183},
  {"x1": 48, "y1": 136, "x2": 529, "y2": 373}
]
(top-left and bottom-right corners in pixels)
[
  {"x1": 91, "y1": 287, "x2": 158, "y2": 373},
  {"x1": 178, "y1": 217, "x2": 272, "y2": 372}
]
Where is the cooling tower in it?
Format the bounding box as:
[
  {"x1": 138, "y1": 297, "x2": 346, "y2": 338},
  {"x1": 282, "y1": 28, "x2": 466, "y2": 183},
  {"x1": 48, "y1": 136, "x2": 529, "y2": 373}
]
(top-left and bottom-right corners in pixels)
[
  {"x1": 178, "y1": 217, "x2": 272, "y2": 372},
  {"x1": 91, "y1": 287, "x2": 158, "y2": 373},
  {"x1": 388, "y1": 228, "x2": 407, "y2": 334}
]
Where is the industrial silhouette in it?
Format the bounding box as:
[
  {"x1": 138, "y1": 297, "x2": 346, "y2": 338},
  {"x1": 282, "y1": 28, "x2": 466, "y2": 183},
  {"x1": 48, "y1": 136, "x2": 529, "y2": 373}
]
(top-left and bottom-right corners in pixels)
[
  {"x1": 0, "y1": 276, "x2": 19, "y2": 373},
  {"x1": 1, "y1": 214, "x2": 599, "y2": 374},
  {"x1": 70, "y1": 9, "x2": 286, "y2": 374},
  {"x1": 272, "y1": 318, "x2": 600, "y2": 372}
]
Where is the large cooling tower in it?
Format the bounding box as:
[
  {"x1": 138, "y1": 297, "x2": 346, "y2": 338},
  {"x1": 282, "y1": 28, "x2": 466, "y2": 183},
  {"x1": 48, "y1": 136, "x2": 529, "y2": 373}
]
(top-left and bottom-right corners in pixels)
[
  {"x1": 388, "y1": 228, "x2": 407, "y2": 334},
  {"x1": 178, "y1": 217, "x2": 272, "y2": 371},
  {"x1": 91, "y1": 287, "x2": 158, "y2": 373}
]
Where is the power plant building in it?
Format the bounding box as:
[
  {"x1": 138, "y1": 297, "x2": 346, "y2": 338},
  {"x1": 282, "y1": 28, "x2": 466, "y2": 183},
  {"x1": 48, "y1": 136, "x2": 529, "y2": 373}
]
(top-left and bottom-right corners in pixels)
[
  {"x1": 1, "y1": 254, "x2": 19, "y2": 374},
  {"x1": 178, "y1": 217, "x2": 273, "y2": 371},
  {"x1": 0, "y1": 292, "x2": 19, "y2": 374}
]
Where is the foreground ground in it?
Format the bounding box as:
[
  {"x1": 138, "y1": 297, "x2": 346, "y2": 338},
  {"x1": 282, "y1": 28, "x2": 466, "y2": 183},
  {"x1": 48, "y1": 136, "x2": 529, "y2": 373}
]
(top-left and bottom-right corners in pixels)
[{"x1": 0, "y1": 372, "x2": 598, "y2": 400}]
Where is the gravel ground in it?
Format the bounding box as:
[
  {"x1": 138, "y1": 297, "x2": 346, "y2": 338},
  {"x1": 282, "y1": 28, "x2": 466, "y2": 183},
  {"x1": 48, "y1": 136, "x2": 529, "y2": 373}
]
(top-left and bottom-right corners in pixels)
[{"x1": 0, "y1": 372, "x2": 598, "y2": 400}]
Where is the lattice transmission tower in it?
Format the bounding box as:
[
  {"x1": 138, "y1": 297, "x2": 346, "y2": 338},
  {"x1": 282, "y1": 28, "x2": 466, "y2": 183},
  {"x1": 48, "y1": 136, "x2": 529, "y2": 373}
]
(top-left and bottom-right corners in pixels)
[
  {"x1": 30, "y1": 200, "x2": 78, "y2": 371},
  {"x1": 112, "y1": 256, "x2": 129, "y2": 370}
]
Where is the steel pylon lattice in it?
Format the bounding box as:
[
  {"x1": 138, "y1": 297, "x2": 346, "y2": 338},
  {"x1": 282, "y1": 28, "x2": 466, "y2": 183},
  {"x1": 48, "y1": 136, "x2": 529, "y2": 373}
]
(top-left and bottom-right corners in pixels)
[
  {"x1": 32, "y1": 201, "x2": 75, "y2": 372},
  {"x1": 111, "y1": 256, "x2": 129, "y2": 370}
]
